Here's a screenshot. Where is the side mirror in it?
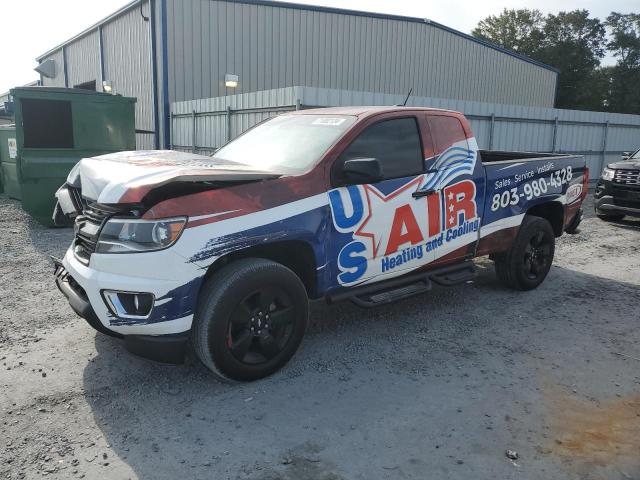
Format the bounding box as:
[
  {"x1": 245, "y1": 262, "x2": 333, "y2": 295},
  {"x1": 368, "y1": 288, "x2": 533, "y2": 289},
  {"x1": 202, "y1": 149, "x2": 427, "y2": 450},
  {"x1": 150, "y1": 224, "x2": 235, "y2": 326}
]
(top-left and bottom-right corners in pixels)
[
  {"x1": 342, "y1": 158, "x2": 384, "y2": 184},
  {"x1": 622, "y1": 151, "x2": 631, "y2": 160}
]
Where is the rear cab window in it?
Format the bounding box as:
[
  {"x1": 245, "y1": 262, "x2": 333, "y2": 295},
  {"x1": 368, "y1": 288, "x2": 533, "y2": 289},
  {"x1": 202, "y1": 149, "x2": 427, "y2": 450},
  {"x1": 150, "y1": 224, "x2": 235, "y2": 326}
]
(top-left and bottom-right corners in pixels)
[
  {"x1": 427, "y1": 115, "x2": 468, "y2": 154},
  {"x1": 333, "y1": 117, "x2": 424, "y2": 184}
]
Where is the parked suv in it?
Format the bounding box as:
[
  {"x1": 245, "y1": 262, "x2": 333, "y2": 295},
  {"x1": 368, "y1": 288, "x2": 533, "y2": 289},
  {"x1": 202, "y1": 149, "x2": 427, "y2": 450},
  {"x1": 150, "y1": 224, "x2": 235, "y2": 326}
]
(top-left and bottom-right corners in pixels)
[{"x1": 595, "y1": 149, "x2": 640, "y2": 220}]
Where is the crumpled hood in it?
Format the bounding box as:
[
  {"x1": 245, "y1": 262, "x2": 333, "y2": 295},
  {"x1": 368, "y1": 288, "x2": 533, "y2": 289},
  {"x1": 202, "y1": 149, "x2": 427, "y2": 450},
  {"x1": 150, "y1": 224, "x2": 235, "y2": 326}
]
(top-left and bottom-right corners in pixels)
[{"x1": 67, "y1": 150, "x2": 282, "y2": 204}]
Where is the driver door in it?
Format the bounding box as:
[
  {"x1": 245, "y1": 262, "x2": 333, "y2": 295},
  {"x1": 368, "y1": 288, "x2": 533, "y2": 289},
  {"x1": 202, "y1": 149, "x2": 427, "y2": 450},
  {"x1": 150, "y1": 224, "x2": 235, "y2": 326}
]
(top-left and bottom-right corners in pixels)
[{"x1": 327, "y1": 116, "x2": 436, "y2": 287}]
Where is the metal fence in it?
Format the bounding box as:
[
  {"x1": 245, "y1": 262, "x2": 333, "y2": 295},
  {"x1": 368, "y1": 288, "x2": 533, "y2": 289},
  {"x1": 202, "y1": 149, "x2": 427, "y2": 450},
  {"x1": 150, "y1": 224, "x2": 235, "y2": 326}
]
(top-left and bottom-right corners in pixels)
[{"x1": 171, "y1": 86, "x2": 640, "y2": 175}]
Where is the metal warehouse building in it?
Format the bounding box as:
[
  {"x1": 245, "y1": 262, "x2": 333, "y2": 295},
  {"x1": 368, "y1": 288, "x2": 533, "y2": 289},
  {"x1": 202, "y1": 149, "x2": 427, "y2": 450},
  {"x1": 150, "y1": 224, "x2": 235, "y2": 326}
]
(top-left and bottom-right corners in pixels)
[{"x1": 35, "y1": 0, "x2": 559, "y2": 149}]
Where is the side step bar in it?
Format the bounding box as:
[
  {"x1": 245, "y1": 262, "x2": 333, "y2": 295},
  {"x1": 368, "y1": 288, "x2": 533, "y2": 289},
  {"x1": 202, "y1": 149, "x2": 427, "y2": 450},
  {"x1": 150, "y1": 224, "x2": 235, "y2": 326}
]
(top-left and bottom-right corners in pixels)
[
  {"x1": 430, "y1": 261, "x2": 477, "y2": 286},
  {"x1": 327, "y1": 261, "x2": 477, "y2": 308}
]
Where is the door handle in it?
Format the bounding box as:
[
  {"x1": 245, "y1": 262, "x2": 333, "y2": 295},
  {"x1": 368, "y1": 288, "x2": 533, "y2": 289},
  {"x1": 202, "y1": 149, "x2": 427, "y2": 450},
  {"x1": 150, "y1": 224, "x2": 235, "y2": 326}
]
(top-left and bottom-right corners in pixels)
[{"x1": 412, "y1": 189, "x2": 437, "y2": 199}]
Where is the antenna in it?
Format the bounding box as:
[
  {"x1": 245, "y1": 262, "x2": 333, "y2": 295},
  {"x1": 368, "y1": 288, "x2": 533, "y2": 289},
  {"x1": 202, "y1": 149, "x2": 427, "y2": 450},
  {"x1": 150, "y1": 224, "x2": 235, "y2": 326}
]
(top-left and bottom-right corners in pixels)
[
  {"x1": 397, "y1": 88, "x2": 413, "y2": 107},
  {"x1": 402, "y1": 88, "x2": 413, "y2": 106}
]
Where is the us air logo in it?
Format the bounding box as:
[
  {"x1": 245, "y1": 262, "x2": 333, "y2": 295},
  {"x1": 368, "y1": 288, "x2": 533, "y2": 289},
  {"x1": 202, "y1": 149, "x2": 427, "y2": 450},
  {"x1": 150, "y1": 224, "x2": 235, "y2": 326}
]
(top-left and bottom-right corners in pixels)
[{"x1": 329, "y1": 176, "x2": 479, "y2": 285}]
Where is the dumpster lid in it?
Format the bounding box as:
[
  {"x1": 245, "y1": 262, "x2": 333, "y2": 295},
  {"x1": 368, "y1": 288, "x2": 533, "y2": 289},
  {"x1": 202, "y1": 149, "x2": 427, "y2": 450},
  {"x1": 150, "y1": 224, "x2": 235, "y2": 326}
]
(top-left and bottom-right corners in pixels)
[
  {"x1": 10, "y1": 87, "x2": 135, "y2": 103},
  {"x1": 11, "y1": 87, "x2": 115, "y2": 96}
]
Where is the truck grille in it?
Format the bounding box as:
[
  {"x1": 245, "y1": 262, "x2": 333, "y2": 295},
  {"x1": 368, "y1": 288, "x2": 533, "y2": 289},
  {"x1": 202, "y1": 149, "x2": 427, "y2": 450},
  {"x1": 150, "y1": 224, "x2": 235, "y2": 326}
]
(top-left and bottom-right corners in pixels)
[
  {"x1": 69, "y1": 186, "x2": 85, "y2": 213},
  {"x1": 73, "y1": 203, "x2": 123, "y2": 264},
  {"x1": 613, "y1": 169, "x2": 640, "y2": 186}
]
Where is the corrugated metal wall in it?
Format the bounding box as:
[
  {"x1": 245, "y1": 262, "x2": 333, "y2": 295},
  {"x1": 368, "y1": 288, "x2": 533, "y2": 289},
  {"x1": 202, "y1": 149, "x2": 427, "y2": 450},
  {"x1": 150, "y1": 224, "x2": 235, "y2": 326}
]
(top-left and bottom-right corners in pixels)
[
  {"x1": 102, "y1": 2, "x2": 155, "y2": 149},
  {"x1": 171, "y1": 86, "x2": 640, "y2": 176},
  {"x1": 35, "y1": 0, "x2": 561, "y2": 151},
  {"x1": 64, "y1": 30, "x2": 101, "y2": 88},
  {"x1": 165, "y1": 0, "x2": 557, "y2": 108},
  {"x1": 171, "y1": 87, "x2": 299, "y2": 151},
  {"x1": 36, "y1": 1, "x2": 155, "y2": 149}
]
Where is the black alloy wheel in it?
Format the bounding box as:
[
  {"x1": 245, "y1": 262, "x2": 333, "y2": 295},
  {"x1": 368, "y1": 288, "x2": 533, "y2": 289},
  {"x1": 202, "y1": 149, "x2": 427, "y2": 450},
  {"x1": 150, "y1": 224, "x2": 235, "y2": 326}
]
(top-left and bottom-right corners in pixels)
[
  {"x1": 523, "y1": 231, "x2": 553, "y2": 281},
  {"x1": 227, "y1": 287, "x2": 296, "y2": 365},
  {"x1": 193, "y1": 258, "x2": 309, "y2": 382},
  {"x1": 494, "y1": 215, "x2": 556, "y2": 291}
]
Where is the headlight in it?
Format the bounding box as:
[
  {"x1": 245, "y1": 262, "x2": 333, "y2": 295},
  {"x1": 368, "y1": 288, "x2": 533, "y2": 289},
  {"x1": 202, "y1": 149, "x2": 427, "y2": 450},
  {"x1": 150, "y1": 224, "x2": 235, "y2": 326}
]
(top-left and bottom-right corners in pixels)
[
  {"x1": 601, "y1": 167, "x2": 615, "y2": 181},
  {"x1": 96, "y1": 217, "x2": 187, "y2": 253}
]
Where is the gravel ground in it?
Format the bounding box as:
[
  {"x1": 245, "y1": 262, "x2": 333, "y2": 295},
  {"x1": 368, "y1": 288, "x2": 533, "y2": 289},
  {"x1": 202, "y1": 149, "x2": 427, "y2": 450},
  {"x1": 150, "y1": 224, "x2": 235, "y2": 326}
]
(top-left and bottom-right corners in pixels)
[{"x1": 1, "y1": 193, "x2": 639, "y2": 480}]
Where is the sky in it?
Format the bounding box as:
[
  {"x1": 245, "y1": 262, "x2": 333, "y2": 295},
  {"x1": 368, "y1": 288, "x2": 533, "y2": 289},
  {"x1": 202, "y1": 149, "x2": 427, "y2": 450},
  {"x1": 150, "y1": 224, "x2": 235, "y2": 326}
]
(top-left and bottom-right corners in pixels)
[{"x1": 0, "y1": 0, "x2": 637, "y2": 94}]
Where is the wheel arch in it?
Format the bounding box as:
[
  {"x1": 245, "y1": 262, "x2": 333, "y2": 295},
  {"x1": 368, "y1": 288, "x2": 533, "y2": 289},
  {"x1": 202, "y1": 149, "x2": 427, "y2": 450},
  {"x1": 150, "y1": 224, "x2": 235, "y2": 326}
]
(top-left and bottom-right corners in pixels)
[
  {"x1": 201, "y1": 240, "x2": 320, "y2": 299},
  {"x1": 526, "y1": 201, "x2": 565, "y2": 237}
]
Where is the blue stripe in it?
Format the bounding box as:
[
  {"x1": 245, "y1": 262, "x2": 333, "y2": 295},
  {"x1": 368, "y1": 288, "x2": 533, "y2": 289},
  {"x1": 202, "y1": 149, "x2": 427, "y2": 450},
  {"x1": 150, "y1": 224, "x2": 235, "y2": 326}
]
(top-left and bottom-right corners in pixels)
[
  {"x1": 428, "y1": 164, "x2": 474, "y2": 187},
  {"x1": 62, "y1": 46, "x2": 68, "y2": 88},
  {"x1": 431, "y1": 148, "x2": 474, "y2": 167},
  {"x1": 98, "y1": 26, "x2": 105, "y2": 85},
  {"x1": 433, "y1": 154, "x2": 473, "y2": 169},
  {"x1": 161, "y1": 0, "x2": 170, "y2": 149},
  {"x1": 149, "y1": 0, "x2": 160, "y2": 149},
  {"x1": 424, "y1": 159, "x2": 474, "y2": 188}
]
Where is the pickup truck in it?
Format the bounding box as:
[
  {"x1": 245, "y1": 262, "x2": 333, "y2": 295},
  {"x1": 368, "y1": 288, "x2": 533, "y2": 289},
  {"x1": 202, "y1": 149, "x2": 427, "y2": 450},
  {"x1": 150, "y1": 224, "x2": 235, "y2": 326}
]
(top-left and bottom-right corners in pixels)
[{"x1": 53, "y1": 106, "x2": 588, "y2": 381}]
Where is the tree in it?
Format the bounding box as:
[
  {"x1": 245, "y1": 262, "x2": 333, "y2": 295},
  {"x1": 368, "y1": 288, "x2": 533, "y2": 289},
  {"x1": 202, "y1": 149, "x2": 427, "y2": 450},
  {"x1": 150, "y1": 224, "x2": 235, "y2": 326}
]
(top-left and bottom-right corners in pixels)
[
  {"x1": 606, "y1": 13, "x2": 640, "y2": 114},
  {"x1": 537, "y1": 10, "x2": 606, "y2": 109},
  {"x1": 472, "y1": 9, "x2": 545, "y2": 57},
  {"x1": 472, "y1": 9, "x2": 607, "y2": 111}
]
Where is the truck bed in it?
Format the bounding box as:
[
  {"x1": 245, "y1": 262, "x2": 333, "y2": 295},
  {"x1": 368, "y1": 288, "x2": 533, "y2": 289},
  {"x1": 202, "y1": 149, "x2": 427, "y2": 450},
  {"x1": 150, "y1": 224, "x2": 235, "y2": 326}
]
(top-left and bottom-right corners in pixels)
[{"x1": 479, "y1": 150, "x2": 572, "y2": 164}]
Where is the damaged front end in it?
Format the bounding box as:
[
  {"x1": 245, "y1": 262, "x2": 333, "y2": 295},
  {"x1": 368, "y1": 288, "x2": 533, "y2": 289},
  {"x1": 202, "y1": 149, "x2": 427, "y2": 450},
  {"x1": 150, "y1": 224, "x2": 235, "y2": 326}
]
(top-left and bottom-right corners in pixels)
[
  {"x1": 52, "y1": 163, "x2": 84, "y2": 226},
  {"x1": 52, "y1": 150, "x2": 283, "y2": 226}
]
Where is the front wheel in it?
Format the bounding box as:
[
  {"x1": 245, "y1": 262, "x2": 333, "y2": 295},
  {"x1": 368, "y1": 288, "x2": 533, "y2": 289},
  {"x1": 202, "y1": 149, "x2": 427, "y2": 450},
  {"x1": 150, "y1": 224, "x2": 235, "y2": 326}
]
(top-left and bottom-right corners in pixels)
[
  {"x1": 494, "y1": 216, "x2": 555, "y2": 291},
  {"x1": 192, "y1": 258, "x2": 309, "y2": 381}
]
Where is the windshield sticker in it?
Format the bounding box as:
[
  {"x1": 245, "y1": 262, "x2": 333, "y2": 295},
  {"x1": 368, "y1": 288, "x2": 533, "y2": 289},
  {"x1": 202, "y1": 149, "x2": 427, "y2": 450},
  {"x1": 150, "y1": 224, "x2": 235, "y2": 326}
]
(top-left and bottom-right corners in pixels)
[{"x1": 312, "y1": 118, "x2": 346, "y2": 126}]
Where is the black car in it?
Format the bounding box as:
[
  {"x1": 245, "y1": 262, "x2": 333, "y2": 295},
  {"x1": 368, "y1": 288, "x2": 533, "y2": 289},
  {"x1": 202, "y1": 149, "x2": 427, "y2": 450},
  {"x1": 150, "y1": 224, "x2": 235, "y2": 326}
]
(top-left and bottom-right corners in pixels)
[{"x1": 594, "y1": 149, "x2": 640, "y2": 221}]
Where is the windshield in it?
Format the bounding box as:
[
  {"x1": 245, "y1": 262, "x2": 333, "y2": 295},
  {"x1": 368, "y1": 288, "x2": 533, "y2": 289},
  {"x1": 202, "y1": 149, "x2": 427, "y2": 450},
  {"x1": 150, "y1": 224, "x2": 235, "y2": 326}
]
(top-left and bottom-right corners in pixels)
[
  {"x1": 631, "y1": 150, "x2": 640, "y2": 159},
  {"x1": 213, "y1": 114, "x2": 356, "y2": 173}
]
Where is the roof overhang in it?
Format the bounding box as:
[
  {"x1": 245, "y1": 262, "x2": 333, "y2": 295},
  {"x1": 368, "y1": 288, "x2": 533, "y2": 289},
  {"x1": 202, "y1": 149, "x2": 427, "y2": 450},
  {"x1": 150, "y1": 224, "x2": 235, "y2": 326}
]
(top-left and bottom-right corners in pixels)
[
  {"x1": 34, "y1": 0, "x2": 559, "y2": 75},
  {"x1": 36, "y1": 0, "x2": 144, "y2": 61}
]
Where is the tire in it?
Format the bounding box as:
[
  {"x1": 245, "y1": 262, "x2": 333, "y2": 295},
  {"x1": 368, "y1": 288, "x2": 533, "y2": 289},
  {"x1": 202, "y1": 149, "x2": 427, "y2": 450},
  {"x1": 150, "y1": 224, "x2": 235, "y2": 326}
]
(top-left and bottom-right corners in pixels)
[
  {"x1": 493, "y1": 215, "x2": 555, "y2": 291},
  {"x1": 596, "y1": 212, "x2": 625, "y2": 221},
  {"x1": 564, "y1": 209, "x2": 582, "y2": 234},
  {"x1": 192, "y1": 258, "x2": 309, "y2": 382}
]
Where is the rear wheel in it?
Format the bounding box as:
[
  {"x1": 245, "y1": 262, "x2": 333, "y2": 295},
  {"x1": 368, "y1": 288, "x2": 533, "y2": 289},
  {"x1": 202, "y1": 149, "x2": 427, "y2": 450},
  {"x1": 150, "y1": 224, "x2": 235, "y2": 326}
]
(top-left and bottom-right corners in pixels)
[
  {"x1": 494, "y1": 216, "x2": 555, "y2": 291},
  {"x1": 192, "y1": 258, "x2": 309, "y2": 382}
]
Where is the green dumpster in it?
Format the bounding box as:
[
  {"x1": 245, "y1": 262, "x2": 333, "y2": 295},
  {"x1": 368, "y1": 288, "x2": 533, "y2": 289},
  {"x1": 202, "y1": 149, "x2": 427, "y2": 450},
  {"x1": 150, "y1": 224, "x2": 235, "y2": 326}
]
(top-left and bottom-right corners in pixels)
[
  {"x1": 0, "y1": 125, "x2": 18, "y2": 198},
  {"x1": 10, "y1": 87, "x2": 136, "y2": 226}
]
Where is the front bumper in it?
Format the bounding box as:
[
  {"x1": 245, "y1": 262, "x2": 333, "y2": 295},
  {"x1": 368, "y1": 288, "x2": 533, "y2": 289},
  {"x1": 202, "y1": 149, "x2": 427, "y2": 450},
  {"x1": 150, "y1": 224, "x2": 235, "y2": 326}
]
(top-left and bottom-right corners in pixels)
[
  {"x1": 54, "y1": 261, "x2": 121, "y2": 338},
  {"x1": 55, "y1": 262, "x2": 189, "y2": 363},
  {"x1": 54, "y1": 246, "x2": 205, "y2": 363},
  {"x1": 594, "y1": 180, "x2": 640, "y2": 217}
]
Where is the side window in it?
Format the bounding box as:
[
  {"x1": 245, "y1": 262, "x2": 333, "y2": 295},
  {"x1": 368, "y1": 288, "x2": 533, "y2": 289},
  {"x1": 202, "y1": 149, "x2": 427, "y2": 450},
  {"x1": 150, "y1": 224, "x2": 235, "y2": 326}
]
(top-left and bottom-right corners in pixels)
[
  {"x1": 334, "y1": 117, "x2": 423, "y2": 183},
  {"x1": 427, "y1": 115, "x2": 467, "y2": 154}
]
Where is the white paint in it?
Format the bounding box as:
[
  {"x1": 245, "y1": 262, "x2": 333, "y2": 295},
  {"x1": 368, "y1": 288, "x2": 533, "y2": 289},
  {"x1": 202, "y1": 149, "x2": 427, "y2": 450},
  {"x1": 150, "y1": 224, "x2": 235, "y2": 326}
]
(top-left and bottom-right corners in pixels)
[
  {"x1": 7, "y1": 138, "x2": 17, "y2": 159},
  {"x1": 479, "y1": 214, "x2": 525, "y2": 238}
]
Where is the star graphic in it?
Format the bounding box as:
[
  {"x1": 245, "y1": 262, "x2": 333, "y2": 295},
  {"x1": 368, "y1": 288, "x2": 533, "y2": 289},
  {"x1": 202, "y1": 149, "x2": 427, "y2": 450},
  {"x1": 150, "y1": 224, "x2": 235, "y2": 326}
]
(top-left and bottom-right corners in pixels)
[{"x1": 354, "y1": 175, "x2": 425, "y2": 257}]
